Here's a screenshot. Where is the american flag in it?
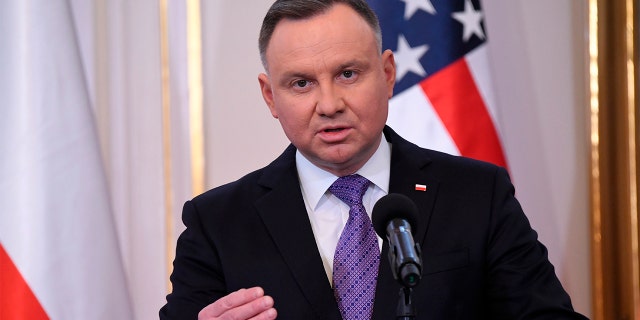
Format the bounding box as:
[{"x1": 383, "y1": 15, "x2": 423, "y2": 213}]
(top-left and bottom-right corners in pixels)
[{"x1": 369, "y1": 0, "x2": 508, "y2": 169}]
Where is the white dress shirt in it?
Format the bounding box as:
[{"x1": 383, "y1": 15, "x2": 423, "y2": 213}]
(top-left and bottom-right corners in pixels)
[{"x1": 296, "y1": 135, "x2": 391, "y2": 284}]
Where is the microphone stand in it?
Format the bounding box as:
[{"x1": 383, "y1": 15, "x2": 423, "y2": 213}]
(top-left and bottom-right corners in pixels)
[{"x1": 396, "y1": 286, "x2": 416, "y2": 319}]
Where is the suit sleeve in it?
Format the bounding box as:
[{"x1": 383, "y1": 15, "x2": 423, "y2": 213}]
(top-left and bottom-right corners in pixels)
[
  {"x1": 159, "y1": 200, "x2": 227, "y2": 320},
  {"x1": 484, "y1": 167, "x2": 587, "y2": 319}
]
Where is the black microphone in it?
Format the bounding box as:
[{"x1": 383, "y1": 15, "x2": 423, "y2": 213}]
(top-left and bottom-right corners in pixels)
[{"x1": 372, "y1": 193, "x2": 422, "y2": 288}]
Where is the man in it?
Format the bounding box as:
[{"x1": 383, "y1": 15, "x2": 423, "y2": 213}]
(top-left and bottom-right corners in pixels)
[{"x1": 160, "y1": 0, "x2": 587, "y2": 319}]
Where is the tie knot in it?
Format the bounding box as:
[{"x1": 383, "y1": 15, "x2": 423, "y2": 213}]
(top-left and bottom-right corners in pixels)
[{"x1": 329, "y1": 174, "x2": 371, "y2": 208}]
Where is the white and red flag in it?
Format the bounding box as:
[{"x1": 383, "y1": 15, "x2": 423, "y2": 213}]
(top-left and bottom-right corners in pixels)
[
  {"x1": 369, "y1": 0, "x2": 508, "y2": 169},
  {"x1": 0, "y1": 1, "x2": 133, "y2": 319}
]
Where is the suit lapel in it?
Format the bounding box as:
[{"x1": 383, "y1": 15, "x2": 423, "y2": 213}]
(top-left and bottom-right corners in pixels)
[
  {"x1": 254, "y1": 145, "x2": 342, "y2": 319},
  {"x1": 388, "y1": 138, "x2": 439, "y2": 249},
  {"x1": 372, "y1": 127, "x2": 440, "y2": 319},
  {"x1": 253, "y1": 128, "x2": 440, "y2": 319}
]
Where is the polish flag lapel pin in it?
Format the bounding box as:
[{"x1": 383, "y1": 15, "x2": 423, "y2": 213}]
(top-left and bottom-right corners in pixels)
[{"x1": 415, "y1": 184, "x2": 427, "y2": 192}]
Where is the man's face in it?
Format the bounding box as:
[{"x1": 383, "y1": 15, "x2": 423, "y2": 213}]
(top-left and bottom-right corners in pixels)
[{"x1": 258, "y1": 4, "x2": 396, "y2": 176}]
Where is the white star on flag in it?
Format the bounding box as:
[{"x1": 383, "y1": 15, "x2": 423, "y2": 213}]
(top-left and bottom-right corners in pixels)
[
  {"x1": 452, "y1": 0, "x2": 485, "y2": 42},
  {"x1": 400, "y1": 0, "x2": 436, "y2": 20},
  {"x1": 394, "y1": 34, "x2": 429, "y2": 82}
]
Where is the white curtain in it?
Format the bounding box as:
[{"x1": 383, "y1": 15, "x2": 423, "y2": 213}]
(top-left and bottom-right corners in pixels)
[{"x1": 72, "y1": 0, "x2": 194, "y2": 318}]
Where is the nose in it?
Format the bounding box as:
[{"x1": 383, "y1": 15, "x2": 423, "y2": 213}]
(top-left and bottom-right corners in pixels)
[{"x1": 315, "y1": 84, "x2": 345, "y2": 117}]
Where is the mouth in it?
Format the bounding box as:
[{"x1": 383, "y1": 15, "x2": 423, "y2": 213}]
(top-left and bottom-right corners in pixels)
[{"x1": 317, "y1": 126, "x2": 351, "y2": 142}]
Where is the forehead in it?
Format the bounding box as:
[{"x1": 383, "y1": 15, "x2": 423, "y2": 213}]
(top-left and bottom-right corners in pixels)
[{"x1": 265, "y1": 4, "x2": 379, "y2": 71}]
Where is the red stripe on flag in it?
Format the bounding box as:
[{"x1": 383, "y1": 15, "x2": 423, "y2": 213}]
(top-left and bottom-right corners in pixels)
[
  {"x1": 0, "y1": 244, "x2": 49, "y2": 320},
  {"x1": 420, "y1": 58, "x2": 508, "y2": 169}
]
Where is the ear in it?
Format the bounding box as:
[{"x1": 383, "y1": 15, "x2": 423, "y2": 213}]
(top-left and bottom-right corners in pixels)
[
  {"x1": 258, "y1": 73, "x2": 278, "y2": 118},
  {"x1": 381, "y1": 49, "x2": 396, "y2": 99}
]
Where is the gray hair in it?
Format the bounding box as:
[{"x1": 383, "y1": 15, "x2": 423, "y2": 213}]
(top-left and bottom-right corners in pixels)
[{"x1": 258, "y1": 0, "x2": 383, "y2": 70}]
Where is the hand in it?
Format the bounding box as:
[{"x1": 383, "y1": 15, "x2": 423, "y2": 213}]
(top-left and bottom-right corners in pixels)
[{"x1": 198, "y1": 287, "x2": 277, "y2": 320}]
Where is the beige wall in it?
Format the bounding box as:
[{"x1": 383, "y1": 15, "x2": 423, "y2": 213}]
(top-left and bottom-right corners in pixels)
[
  {"x1": 484, "y1": 0, "x2": 591, "y2": 315},
  {"x1": 201, "y1": 1, "x2": 592, "y2": 317}
]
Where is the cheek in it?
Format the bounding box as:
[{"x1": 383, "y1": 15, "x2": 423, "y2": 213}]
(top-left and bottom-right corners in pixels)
[
  {"x1": 274, "y1": 104, "x2": 311, "y2": 134},
  {"x1": 353, "y1": 88, "x2": 389, "y2": 121}
]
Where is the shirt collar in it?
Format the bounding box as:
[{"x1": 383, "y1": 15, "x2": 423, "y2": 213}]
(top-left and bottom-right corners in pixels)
[{"x1": 296, "y1": 134, "x2": 391, "y2": 210}]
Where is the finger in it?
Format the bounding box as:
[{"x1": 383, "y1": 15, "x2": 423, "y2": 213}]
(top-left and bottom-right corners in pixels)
[
  {"x1": 248, "y1": 307, "x2": 277, "y2": 320},
  {"x1": 199, "y1": 287, "x2": 271, "y2": 319},
  {"x1": 217, "y1": 294, "x2": 274, "y2": 320},
  {"x1": 217, "y1": 287, "x2": 265, "y2": 313},
  {"x1": 199, "y1": 295, "x2": 274, "y2": 320}
]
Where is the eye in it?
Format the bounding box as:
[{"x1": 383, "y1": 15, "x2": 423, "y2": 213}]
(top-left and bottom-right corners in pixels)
[
  {"x1": 338, "y1": 70, "x2": 358, "y2": 82},
  {"x1": 293, "y1": 79, "x2": 309, "y2": 88}
]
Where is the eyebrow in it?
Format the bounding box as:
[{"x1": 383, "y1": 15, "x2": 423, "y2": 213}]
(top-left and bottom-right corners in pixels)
[
  {"x1": 277, "y1": 58, "x2": 372, "y2": 87},
  {"x1": 279, "y1": 71, "x2": 314, "y2": 87},
  {"x1": 336, "y1": 58, "x2": 370, "y2": 72}
]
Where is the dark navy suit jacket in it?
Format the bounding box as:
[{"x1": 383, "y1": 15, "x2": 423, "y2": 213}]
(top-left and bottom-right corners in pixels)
[{"x1": 160, "y1": 126, "x2": 587, "y2": 319}]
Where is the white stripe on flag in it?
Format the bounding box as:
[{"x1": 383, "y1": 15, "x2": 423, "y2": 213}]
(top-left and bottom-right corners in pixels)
[
  {"x1": 465, "y1": 45, "x2": 503, "y2": 139},
  {"x1": 387, "y1": 83, "x2": 461, "y2": 156}
]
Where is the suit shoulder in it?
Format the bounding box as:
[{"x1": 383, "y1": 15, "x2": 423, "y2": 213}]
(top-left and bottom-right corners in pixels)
[
  {"x1": 192, "y1": 145, "x2": 296, "y2": 204},
  {"x1": 192, "y1": 168, "x2": 266, "y2": 206},
  {"x1": 424, "y1": 148, "x2": 505, "y2": 175},
  {"x1": 387, "y1": 126, "x2": 505, "y2": 179}
]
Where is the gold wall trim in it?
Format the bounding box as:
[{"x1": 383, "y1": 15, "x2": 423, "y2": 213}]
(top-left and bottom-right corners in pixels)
[
  {"x1": 624, "y1": 0, "x2": 640, "y2": 316},
  {"x1": 591, "y1": 0, "x2": 640, "y2": 319},
  {"x1": 588, "y1": 0, "x2": 603, "y2": 318},
  {"x1": 159, "y1": 0, "x2": 175, "y2": 294},
  {"x1": 187, "y1": 0, "x2": 205, "y2": 197}
]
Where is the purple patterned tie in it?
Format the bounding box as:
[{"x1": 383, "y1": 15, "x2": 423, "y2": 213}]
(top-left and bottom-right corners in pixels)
[{"x1": 329, "y1": 174, "x2": 380, "y2": 320}]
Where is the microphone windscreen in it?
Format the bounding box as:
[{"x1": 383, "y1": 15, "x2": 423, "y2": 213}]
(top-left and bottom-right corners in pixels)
[{"x1": 371, "y1": 193, "x2": 420, "y2": 237}]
